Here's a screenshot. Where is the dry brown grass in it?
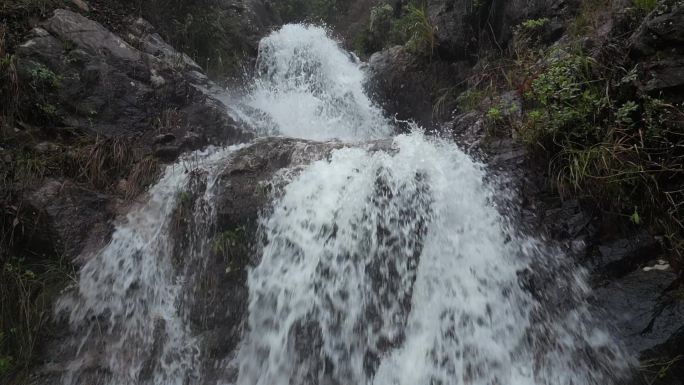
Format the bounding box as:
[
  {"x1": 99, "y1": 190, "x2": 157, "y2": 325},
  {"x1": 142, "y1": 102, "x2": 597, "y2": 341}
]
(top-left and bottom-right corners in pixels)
[{"x1": 123, "y1": 156, "x2": 159, "y2": 199}]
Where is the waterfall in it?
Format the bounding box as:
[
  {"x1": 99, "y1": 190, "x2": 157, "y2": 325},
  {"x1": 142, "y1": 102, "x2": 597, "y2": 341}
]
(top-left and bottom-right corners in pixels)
[
  {"x1": 233, "y1": 24, "x2": 391, "y2": 141},
  {"x1": 235, "y1": 131, "x2": 632, "y2": 385},
  {"x1": 55, "y1": 146, "x2": 244, "y2": 385},
  {"x1": 54, "y1": 24, "x2": 633, "y2": 385}
]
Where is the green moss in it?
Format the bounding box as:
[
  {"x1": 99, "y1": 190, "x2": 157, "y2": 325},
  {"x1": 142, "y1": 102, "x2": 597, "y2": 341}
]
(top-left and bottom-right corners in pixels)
[{"x1": 633, "y1": 0, "x2": 658, "y2": 12}]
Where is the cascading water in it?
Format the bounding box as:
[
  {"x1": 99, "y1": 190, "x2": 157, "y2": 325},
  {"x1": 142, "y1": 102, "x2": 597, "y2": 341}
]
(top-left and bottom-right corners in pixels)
[
  {"x1": 232, "y1": 24, "x2": 391, "y2": 141},
  {"x1": 55, "y1": 146, "x2": 245, "y2": 385},
  {"x1": 54, "y1": 23, "x2": 633, "y2": 385}
]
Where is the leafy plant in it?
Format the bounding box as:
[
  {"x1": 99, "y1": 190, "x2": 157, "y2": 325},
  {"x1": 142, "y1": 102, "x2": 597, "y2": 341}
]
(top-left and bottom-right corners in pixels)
[
  {"x1": 486, "y1": 106, "x2": 503, "y2": 122},
  {"x1": 519, "y1": 44, "x2": 684, "y2": 259},
  {"x1": 392, "y1": 3, "x2": 436, "y2": 59},
  {"x1": 28, "y1": 64, "x2": 61, "y2": 89},
  {"x1": 521, "y1": 17, "x2": 550, "y2": 31}
]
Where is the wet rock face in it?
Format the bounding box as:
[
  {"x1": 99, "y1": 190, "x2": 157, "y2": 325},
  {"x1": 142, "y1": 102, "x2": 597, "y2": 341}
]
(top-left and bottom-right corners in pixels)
[
  {"x1": 170, "y1": 137, "x2": 395, "y2": 384},
  {"x1": 214, "y1": 138, "x2": 349, "y2": 235},
  {"x1": 367, "y1": 45, "x2": 468, "y2": 128},
  {"x1": 171, "y1": 138, "x2": 343, "y2": 384},
  {"x1": 15, "y1": 9, "x2": 252, "y2": 152}
]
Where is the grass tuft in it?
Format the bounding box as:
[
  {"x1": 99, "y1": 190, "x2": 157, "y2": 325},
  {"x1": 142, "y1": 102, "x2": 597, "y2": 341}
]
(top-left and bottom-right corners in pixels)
[{"x1": 0, "y1": 255, "x2": 74, "y2": 380}]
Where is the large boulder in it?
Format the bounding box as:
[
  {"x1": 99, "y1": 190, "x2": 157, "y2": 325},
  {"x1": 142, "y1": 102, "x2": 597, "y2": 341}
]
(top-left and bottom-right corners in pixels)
[
  {"x1": 14, "y1": 9, "x2": 252, "y2": 155},
  {"x1": 367, "y1": 45, "x2": 469, "y2": 127}
]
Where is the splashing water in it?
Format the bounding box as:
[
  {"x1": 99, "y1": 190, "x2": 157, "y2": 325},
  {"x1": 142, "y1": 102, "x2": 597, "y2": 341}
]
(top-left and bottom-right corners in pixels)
[
  {"x1": 55, "y1": 24, "x2": 634, "y2": 385},
  {"x1": 233, "y1": 24, "x2": 391, "y2": 141},
  {"x1": 236, "y1": 132, "x2": 633, "y2": 385},
  {"x1": 56, "y1": 146, "x2": 244, "y2": 385},
  {"x1": 232, "y1": 25, "x2": 633, "y2": 385}
]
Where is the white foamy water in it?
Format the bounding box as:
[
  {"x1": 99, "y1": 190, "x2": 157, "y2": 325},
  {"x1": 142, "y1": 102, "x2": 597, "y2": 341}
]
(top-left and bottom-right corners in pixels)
[
  {"x1": 56, "y1": 146, "x2": 244, "y2": 385},
  {"x1": 236, "y1": 132, "x2": 632, "y2": 385},
  {"x1": 233, "y1": 24, "x2": 391, "y2": 141}
]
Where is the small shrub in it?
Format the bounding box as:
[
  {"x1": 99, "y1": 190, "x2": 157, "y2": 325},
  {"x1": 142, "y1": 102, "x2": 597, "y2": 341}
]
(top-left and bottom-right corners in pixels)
[
  {"x1": 520, "y1": 17, "x2": 550, "y2": 31},
  {"x1": 392, "y1": 4, "x2": 436, "y2": 59},
  {"x1": 486, "y1": 106, "x2": 503, "y2": 122},
  {"x1": 28, "y1": 64, "x2": 61, "y2": 89},
  {"x1": 522, "y1": 45, "x2": 684, "y2": 258}
]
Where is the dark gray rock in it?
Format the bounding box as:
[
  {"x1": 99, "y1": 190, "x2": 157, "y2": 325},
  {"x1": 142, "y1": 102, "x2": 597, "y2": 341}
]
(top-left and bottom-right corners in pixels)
[
  {"x1": 367, "y1": 45, "x2": 468, "y2": 127},
  {"x1": 631, "y1": 4, "x2": 684, "y2": 58},
  {"x1": 215, "y1": 137, "x2": 347, "y2": 234},
  {"x1": 592, "y1": 233, "x2": 662, "y2": 278},
  {"x1": 20, "y1": 178, "x2": 113, "y2": 259},
  {"x1": 178, "y1": 137, "x2": 394, "y2": 384},
  {"x1": 594, "y1": 266, "x2": 683, "y2": 356},
  {"x1": 15, "y1": 9, "x2": 252, "y2": 156},
  {"x1": 630, "y1": 3, "x2": 684, "y2": 101}
]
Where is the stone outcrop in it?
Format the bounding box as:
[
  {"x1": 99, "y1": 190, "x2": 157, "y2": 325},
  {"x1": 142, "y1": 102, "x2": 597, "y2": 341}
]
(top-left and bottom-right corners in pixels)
[
  {"x1": 15, "y1": 9, "x2": 252, "y2": 153},
  {"x1": 6, "y1": 7, "x2": 260, "y2": 274},
  {"x1": 367, "y1": 45, "x2": 469, "y2": 127}
]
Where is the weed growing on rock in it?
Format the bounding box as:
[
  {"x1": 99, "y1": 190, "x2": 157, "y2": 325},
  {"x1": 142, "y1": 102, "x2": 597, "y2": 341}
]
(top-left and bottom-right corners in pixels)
[
  {"x1": 0, "y1": 255, "x2": 74, "y2": 381},
  {"x1": 392, "y1": 4, "x2": 436, "y2": 59},
  {"x1": 519, "y1": 46, "x2": 684, "y2": 260},
  {"x1": 213, "y1": 227, "x2": 248, "y2": 274}
]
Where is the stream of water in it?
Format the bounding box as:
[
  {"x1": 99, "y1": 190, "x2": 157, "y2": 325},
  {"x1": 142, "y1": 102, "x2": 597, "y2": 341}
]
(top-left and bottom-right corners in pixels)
[{"x1": 54, "y1": 24, "x2": 633, "y2": 385}]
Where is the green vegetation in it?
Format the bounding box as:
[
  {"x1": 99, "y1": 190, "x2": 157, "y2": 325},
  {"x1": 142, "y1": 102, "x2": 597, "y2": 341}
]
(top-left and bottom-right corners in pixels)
[
  {"x1": 447, "y1": 0, "x2": 684, "y2": 261},
  {"x1": 455, "y1": 88, "x2": 489, "y2": 112},
  {"x1": 1, "y1": 134, "x2": 159, "y2": 200},
  {"x1": 486, "y1": 106, "x2": 503, "y2": 122},
  {"x1": 392, "y1": 4, "x2": 436, "y2": 59},
  {"x1": 510, "y1": 42, "x2": 684, "y2": 259},
  {"x1": 354, "y1": 2, "x2": 436, "y2": 59},
  {"x1": 213, "y1": 227, "x2": 248, "y2": 274},
  {"x1": 28, "y1": 64, "x2": 61, "y2": 89},
  {"x1": 633, "y1": 0, "x2": 659, "y2": 12},
  {"x1": 520, "y1": 17, "x2": 550, "y2": 31},
  {"x1": 0, "y1": 256, "x2": 74, "y2": 380}
]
